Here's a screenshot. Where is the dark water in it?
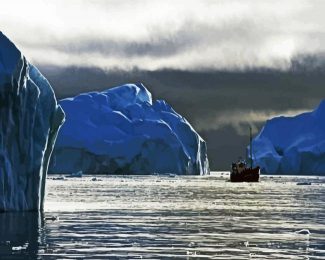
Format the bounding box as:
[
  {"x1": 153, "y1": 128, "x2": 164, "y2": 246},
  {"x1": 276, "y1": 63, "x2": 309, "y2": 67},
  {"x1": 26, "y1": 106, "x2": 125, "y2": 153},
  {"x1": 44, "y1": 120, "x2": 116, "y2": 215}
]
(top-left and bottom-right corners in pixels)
[{"x1": 0, "y1": 173, "x2": 324, "y2": 259}]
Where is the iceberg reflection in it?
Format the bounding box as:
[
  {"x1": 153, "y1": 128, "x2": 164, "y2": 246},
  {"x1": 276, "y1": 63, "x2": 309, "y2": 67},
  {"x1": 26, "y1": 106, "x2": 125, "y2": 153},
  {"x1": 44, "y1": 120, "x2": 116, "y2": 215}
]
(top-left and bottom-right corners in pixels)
[{"x1": 0, "y1": 212, "x2": 45, "y2": 259}]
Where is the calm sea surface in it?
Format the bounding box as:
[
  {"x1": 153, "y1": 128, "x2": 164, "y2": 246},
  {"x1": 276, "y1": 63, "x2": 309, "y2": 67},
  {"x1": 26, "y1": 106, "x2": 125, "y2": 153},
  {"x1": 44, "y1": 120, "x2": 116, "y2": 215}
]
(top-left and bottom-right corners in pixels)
[{"x1": 0, "y1": 172, "x2": 324, "y2": 259}]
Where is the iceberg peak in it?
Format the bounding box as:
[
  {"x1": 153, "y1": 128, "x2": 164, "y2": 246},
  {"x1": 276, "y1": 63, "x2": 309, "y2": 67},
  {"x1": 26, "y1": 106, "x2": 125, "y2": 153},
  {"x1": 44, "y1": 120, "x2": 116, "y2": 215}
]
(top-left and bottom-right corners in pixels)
[{"x1": 50, "y1": 83, "x2": 209, "y2": 175}]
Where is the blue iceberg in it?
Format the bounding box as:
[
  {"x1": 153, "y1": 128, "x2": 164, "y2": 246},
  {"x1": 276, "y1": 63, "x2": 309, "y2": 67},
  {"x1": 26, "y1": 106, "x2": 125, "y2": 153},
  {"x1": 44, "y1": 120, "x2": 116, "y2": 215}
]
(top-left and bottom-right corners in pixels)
[
  {"x1": 50, "y1": 83, "x2": 209, "y2": 175},
  {"x1": 252, "y1": 101, "x2": 325, "y2": 175},
  {"x1": 0, "y1": 32, "x2": 65, "y2": 211}
]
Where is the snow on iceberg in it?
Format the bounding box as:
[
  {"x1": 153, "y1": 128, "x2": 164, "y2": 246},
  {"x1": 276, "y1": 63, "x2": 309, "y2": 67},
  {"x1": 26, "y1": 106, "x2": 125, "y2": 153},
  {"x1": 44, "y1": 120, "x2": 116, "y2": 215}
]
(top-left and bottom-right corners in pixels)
[
  {"x1": 252, "y1": 101, "x2": 325, "y2": 175},
  {"x1": 0, "y1": 32, "x2": 65, "y2": 211},
  {"x1": 49, "y1": 83, "x2": 209, "y2": 175}
]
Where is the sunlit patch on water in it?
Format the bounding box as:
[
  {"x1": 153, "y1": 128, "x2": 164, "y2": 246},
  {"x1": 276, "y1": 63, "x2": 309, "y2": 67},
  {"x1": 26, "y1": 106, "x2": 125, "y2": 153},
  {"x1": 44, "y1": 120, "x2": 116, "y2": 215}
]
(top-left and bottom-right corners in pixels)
[{"x1": 0, "y1": 172, "x2": 324, "y2": 259}]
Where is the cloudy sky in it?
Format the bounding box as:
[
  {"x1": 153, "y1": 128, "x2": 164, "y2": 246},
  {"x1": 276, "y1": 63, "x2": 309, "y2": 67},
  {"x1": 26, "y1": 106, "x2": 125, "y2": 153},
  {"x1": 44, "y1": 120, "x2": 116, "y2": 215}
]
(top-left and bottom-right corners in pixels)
[
  {"x1": 2, "y1": 0, "x2": 325, "y2": 70},
  {"x1": 1, "y1": 0, "x2": 325, "y2": 169}
]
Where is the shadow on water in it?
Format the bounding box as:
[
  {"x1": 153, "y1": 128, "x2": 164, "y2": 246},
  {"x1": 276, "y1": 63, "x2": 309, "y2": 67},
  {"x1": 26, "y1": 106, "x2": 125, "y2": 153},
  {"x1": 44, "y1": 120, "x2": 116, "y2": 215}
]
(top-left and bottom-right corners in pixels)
[{"x1": 0, "y1": 211, "x2": 45, "y2": 259}]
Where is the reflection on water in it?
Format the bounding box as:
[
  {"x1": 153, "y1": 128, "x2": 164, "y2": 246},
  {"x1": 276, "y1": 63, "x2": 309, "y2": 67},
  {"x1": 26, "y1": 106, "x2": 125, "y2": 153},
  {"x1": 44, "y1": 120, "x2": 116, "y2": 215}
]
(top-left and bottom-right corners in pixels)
[
  {"x1": 1, "y1": 173, "x2": 325, "y2": 259},
  {"x1": 0, "y1": 211, "x2": 44, "y2": 259}
]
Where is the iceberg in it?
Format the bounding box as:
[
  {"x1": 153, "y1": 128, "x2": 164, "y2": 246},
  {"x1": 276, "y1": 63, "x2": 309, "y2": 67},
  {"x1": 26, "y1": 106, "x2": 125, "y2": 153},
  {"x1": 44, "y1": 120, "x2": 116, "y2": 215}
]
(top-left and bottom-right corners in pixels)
[
  {"x1": 0, "y1": 32, "x2": 65, "y2": 211},
  {"x1": 49, "y1": 83, "x2": 209, "y2": 175},
  {"x1": 252, "y1": 101, "x2": 325, "y2": 175}
]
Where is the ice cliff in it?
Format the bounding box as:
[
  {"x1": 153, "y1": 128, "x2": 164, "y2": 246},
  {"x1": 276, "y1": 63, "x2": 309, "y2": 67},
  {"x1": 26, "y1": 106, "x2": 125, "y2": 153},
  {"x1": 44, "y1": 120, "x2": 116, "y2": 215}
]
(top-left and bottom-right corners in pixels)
[
  {"x1": 0, "y1": 32, "x2": 65, "y2": 211},
  {"x1": 49, "y1": 83, "x2": 209, "y2": 175},
  {"x1": 252, "y1": 101, "x2": 325, "y2": 175}
]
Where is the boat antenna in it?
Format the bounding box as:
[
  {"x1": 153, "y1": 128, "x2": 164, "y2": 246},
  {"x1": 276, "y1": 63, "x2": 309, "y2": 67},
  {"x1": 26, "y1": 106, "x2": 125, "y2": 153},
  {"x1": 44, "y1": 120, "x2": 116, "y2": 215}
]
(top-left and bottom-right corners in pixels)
[{"x1": 249, "y1": 126, "x2": 253, "y2": 168}]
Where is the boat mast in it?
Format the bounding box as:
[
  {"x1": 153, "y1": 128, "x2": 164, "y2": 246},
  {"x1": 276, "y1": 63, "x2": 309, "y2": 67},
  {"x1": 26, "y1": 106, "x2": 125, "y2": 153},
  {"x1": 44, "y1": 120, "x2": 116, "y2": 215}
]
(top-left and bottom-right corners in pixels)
[{"x1": 249, "y1": 126, "x2": 253, "y2": 168}]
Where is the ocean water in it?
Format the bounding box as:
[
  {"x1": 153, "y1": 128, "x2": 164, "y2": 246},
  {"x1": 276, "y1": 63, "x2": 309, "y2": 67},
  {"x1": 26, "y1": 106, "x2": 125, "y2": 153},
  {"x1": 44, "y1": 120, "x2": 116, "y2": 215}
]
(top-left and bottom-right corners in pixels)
[{"x1": 0, "y1": 172, "x2": 324, "y2": 259}]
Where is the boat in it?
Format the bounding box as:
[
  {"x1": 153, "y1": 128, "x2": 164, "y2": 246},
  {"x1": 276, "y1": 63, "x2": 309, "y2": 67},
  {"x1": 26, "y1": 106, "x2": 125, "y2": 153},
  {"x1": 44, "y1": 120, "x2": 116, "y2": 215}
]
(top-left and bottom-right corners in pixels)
[
  {"x1": 230, "y1": 127, "x2": 260, "y2": 182},
  {"x1": 230, "y1": 161, "x2": 260, "y2": 182}
]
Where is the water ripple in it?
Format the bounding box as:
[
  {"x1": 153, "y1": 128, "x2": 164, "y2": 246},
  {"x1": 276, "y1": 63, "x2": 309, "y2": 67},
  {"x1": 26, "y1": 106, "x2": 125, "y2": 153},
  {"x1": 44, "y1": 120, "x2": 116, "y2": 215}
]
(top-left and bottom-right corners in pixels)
[{"x1": 0, "y1": 173, "x2": 324, "y2": 259}]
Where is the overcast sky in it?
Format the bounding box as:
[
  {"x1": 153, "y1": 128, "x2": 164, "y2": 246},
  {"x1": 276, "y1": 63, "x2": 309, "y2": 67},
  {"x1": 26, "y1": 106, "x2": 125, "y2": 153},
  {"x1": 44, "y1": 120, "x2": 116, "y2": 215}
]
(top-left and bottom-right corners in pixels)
[
  {"x1": 1, "y1": 0, "x2": 325, "y2": 169},
  {"x1": 1, "y1": 0, "x2": 325, "y2": 71}
]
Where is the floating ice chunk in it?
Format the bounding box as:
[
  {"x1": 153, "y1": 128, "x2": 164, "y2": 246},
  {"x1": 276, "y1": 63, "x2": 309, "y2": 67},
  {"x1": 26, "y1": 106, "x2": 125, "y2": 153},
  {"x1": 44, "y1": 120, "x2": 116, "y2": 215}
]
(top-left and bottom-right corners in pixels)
[
  {"x1": 69, "y1": 171, "x2": 83, "y2": 178},
  {"x1": 295, "y1": 229, "x2": 311, "y2": 235}
]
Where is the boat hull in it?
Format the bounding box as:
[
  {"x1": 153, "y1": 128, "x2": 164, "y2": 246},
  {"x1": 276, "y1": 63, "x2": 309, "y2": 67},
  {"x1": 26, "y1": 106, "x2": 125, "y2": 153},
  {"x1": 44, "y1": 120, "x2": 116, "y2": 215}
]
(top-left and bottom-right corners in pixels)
[{"x1": 230, "y1": 167, "x2": 260, "y2": 182}]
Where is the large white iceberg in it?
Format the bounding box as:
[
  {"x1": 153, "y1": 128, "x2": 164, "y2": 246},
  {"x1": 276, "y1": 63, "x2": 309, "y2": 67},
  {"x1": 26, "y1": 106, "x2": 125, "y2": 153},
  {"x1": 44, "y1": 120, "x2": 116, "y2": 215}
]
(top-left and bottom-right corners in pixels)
[
  {"x1": 50, "y1": 83, "x2": 209, "y2": 175},
  {"x1": 0, "y1": 32, "x2": 65, "y2": 211},
  {"x1": 252, "y1": 101, "x2": 325, "y2": 175}
]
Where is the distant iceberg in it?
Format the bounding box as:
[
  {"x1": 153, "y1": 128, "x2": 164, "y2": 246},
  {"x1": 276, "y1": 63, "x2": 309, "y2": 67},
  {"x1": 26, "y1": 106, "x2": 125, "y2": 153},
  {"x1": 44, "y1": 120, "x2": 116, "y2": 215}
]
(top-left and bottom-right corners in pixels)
[
  {"x1": 49, "y1": 83, "x2": 209, "y2": 175},
  {"x1": 252, "y1": 101, "x2": 325, "y2": 175},
  {"x1": 0, "y1": 32, "x2": 65, "y2": 211}
]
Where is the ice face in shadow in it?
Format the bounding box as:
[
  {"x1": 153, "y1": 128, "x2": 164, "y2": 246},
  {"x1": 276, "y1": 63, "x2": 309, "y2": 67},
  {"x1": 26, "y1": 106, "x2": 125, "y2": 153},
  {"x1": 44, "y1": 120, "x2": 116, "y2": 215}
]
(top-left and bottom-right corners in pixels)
[
  {"x1": 0, "y1": 32, "x2": 65, "y2": 211},
  {"x1": 252, "y1": 101, "x2": 325, "y2": 175},
  {"x1": 0, "y1": 212, "x2": 44, "y2": 258},
  {"x1": 50, "y1": 83, "x2": 209, "y2": 175}
]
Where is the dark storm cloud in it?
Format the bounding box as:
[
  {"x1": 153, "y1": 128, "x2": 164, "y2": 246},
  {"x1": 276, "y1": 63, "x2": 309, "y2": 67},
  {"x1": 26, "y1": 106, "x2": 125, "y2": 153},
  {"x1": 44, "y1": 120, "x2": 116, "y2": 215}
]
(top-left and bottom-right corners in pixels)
[{"x1": 40, "y1": 64, "x2": 325, "y2": 120}]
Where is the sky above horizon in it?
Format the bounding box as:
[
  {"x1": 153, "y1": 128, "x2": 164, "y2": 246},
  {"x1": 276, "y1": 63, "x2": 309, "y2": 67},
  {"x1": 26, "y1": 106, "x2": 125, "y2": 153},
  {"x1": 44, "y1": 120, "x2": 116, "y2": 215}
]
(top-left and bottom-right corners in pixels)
[
  {"x1": 1, "y1": 0, "x2": 325, "y2": 169},
  {"x1": 1, "y1": 0, "x2": 325, "y2": 71}
]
